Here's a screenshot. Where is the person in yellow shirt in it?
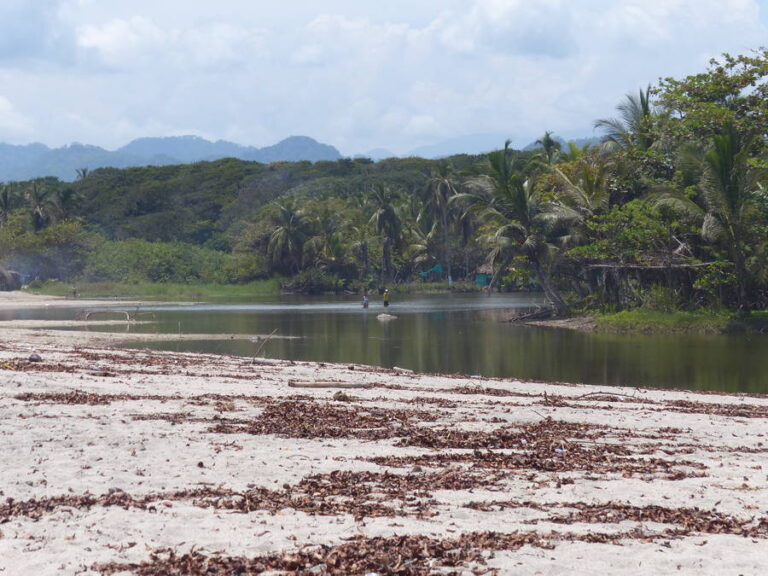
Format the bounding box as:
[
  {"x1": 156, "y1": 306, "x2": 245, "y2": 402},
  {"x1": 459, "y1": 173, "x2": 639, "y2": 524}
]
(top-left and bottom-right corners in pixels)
[{"x1": 383, "y1": 289, "x2": 390, "y2": 307}]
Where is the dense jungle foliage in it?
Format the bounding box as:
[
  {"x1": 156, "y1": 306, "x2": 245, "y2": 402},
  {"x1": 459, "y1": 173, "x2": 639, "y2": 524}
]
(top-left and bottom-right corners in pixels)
[{"x1": 2, "y1": 49, "x2": 768, "y2": 313}]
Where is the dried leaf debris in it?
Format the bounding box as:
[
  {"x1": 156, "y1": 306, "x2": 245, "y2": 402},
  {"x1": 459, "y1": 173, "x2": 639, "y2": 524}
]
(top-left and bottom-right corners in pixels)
[{"x1": 2, "y1": 345, "x2": 767, "y2": 575}]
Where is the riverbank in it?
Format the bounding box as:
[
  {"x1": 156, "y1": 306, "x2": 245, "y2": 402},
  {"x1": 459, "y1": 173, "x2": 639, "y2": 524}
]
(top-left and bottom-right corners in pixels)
[
  {"x1": 1, "y1": 299, "x2": 767, "y2": 575},
  {"x1": 523, "y1": 309, "x2": 768, "y2": 336}
]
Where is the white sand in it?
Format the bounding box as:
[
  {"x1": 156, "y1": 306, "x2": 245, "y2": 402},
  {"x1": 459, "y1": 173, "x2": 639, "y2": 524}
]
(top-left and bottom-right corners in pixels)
[{"x1": 0, "y1": 293, "x2": 767, "y2": 575}]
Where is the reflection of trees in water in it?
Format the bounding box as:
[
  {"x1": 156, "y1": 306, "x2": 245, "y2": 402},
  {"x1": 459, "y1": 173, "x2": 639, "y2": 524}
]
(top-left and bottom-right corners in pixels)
[
  {"x1": 379, "y1": 318, "x2": 394, "y2": 368},
  {"x1": 117, "y1": 306, "x2": 768, "y2": 393}
]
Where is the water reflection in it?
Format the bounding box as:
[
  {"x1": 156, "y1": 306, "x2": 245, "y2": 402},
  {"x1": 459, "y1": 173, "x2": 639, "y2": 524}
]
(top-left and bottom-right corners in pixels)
[{"x1": 4, "y1": 293, "x2": 768, "y2": 393}]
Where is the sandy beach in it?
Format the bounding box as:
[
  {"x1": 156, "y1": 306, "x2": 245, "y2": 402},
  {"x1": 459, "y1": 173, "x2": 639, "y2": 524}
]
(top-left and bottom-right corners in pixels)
[{"x1": 1, "y1": 293, "x2": 767, "y2": 575}]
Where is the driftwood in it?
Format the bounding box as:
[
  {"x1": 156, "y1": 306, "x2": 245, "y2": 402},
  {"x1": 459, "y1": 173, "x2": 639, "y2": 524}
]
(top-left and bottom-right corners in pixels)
[
  {"x1": 251, "y1": 329, "x2": 278, "y2": 360},
  {"x1": 288, "y1": 381, "x2": 372, "y2": 389},
  {"x1": 574, "y1": 391, "x2": 641, "y2": 401},
  {"x1": 250, "y1": 358, "x2": 287, "y2": 366},
  {"x1": 505, "y1": 306, "x2": 554, "y2": 323}
]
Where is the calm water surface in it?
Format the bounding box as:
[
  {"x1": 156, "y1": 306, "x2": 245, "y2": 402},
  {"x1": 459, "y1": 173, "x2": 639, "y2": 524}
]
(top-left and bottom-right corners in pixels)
[{"x1": 5, "y1": 293, "x2": 768, "y2": 393}]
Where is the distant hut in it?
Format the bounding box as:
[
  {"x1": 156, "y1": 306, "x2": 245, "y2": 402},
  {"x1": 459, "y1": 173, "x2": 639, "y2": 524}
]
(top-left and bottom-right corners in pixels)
[
  {"x1": 418, "y1": 263, "x2": 443, "y2": 281},
  {"x1": 474, "y1": 263, "x2": 493, "y2": 287}
]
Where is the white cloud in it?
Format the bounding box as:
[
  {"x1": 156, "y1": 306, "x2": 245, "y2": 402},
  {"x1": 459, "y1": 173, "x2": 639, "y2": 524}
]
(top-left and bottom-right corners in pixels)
[
  {"x1": 77, "y1": 17, "x2": 265, "y2": 70},
  {"x1": 77, "y1": 17, "x2": 168, "y2": 67},
  {"x1": 0, "y1": 95, "x2": 33, "y2": 139},
  {"x1": 1, "y1": 0, "x2": 767, "y2": 154}
]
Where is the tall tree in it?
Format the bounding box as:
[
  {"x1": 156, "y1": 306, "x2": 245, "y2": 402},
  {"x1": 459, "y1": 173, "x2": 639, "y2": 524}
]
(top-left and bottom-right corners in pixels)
[
  {"x1": 25, "y1": 181, "x2": 60, "y2": 231},
  {"x1": 697, "y1": 125, "x2": 764, "y2": 310},
  {"x1": 266, "y1": 201, "x2": 309, "y2": 274},
  {"x1": 425, "y1": 161, "x2": 459, "y2": 284},
  {"x1": 534, "y1": 131, "x2": 562, "y2": 165},
  {"x1": 655, "y1": 124, "x2": 766, "y2": 309},
  {"x1": 368, "y1": 184, "x2": 401, "y2": 285},
  {"x1": 457, "y1": 141, "x2": 570, "y2": 313},
  {"x1": 656, "y1": 49, "x2": 768, "y2": 144},
  {"x1": 595, "y1": 85, "x2": 658, "y2": 152}
]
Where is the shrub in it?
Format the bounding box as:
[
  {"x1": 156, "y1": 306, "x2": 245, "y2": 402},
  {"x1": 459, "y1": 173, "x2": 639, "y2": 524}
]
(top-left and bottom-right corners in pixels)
[{"x1": 83, "y1": 239, "x2": 232, "y2": 284}]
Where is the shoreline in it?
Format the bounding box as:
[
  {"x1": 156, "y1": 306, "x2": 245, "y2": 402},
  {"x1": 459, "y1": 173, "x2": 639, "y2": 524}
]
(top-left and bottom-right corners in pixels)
[{"x1": 1, "y1": 292, "x2": 767, "y2": 574}]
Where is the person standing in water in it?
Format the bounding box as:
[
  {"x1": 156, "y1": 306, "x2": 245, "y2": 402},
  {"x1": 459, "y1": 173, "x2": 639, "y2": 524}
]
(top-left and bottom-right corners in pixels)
[
  {"x1": 383, "y1": 289, "x2": 390, "y2": 307},
  {"x1": 362, "y1": 294, "x2": 369, "y2": 308}
]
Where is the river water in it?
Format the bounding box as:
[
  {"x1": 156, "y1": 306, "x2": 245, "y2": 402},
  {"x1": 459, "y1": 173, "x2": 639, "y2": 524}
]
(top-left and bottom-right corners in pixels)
[{"x1": 5, "y1": 293, "x2": 768, "y2": 393}]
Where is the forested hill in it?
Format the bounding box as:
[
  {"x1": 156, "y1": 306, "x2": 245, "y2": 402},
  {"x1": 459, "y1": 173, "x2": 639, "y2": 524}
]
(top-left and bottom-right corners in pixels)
[
  {"x1": 0, "y1": 135, "x2": 341, "y2": 182},
  {"x1": 70, "y1": 154, "x2": 484, "y2": 250}
]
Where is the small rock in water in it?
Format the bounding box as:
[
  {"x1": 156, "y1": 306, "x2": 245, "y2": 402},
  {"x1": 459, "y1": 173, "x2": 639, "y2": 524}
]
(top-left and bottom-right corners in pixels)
[{"x1": 28, "y1": 353, "x2": 43, "y2": 363}]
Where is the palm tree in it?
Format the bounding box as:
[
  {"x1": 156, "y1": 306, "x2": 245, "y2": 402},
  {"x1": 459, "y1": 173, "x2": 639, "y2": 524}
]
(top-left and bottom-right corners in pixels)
[
  {"x1": 25, "y1": 181, "x2": 60, "y2": 231},
  {"x1": 655, "y1": 124, "x2": 764, "y2": 309},
  {"x1": 552, "y1": 153, "x2": 611, "y2": 244},
  {"x1": 0, "y1": 183, "x2": 18, "y2": 226},
  {"x1": 368, "y1": 184, "x2": 401, "y2": 285},
  {"x1": 266, "y1": 201, "x2": 309, "y2": 274},
  {"x1": 595, "y1": 85, "x2": 657, "y2": 152},
  {"x1": 304, "y1": 206, "x2": 352, "y2": 278},
  {"x1": 349, "y1": 225, "x2": 372, "y2": 281},
  {"x1": 304, "y1": 206, "x2": 339, "y2": 267},
  {"x1": 426, "y1": 161, "x2": 459, "y2": 285},
  {"x1": 403, "y1": 206, "x2": 439, "y2": 274},
  {"x1": 698, "y1": 125, "x2": 763, "y2": 309},
  {"x1": 534, "y1": 131, "x2": 562, "y2": 165},
  {"x1": 456, "y1": 141, "x2": 570, "y2": 313}
]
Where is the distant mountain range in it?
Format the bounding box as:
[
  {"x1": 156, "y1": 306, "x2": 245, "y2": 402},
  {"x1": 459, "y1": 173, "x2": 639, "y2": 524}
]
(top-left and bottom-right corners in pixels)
[
  {"x1": 0, "y1": 135, "x2": 342, "y2": 182},
  {"x1": 0, "y1": 131, "x2": 605, "y2": 182}
]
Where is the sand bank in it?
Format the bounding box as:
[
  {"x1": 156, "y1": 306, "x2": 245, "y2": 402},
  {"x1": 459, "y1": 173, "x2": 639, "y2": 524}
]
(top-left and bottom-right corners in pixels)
[
  {"x1": 0, "y1": 291, "x2": 147, "y2": 310},
  {"x1": 0, "y1": 296, "x2": 767, "y2": 574}
]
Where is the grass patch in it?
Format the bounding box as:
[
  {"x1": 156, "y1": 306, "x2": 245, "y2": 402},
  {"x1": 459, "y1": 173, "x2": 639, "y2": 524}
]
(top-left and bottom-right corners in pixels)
[
  {"x1": 26, "y1": 279, "x2": 281, "y2": 301},
  {"x1": 595, "y1": 310, "x2": 733, "y2": 335}
]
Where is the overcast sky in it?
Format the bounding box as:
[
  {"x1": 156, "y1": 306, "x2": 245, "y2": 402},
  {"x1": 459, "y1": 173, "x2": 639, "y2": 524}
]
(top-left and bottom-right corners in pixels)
[{"x1": 0, "y1": 0, "x2": 766, "y2": 155}]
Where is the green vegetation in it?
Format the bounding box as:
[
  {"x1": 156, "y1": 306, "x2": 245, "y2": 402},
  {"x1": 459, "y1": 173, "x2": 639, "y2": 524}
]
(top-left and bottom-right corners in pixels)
[
  {"x1": 3, "y1": 48, "x2": 768, "y2": 321},
  {"x1": 595, "y1": 310, "x2": 732, "y2": 335}
]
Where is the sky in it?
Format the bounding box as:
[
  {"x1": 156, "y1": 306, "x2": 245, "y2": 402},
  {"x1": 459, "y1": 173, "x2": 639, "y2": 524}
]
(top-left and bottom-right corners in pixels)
[{"x1": 0, "y1": 0, "x2": 766, "y2": 156}]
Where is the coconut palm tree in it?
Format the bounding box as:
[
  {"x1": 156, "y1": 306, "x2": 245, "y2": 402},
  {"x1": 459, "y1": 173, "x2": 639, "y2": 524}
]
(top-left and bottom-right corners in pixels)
[
  {"x1": 25, "y1": 181, "x2": 61, "y2": 231},
  {"x1": 655, "y1": 124, "x2": 765, "y2": 309},
  {"x1": 349, "y1": 225, "x2": 372, "y2": 281},
  {"x1": 456, "y1": 141, "x2": 570, "y2": 313},
  {"x1": 425, "y1": 161, "x2": 460, "y2": 284},
  {"x1": 368, "y1": 184, "x2": 401, "y2": 285},
  {"x1": 403, "y1": 207, "x2": 439, "y2": 274},
  {"x1": 552, "y1": 153, "x2": 612, "y2": 245},
  {"x1": 266, "y1": 201, "x2": 309, "y2": 274},
  {"x1": 697, "y1": 125, "x2": 764, "y2": 309},
  {"x1": 534, "y1": 131, "x2": 562, "y2": 165},
  {"x1": 595, "y1": 85, "x2": 658, "y2": 152}
]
